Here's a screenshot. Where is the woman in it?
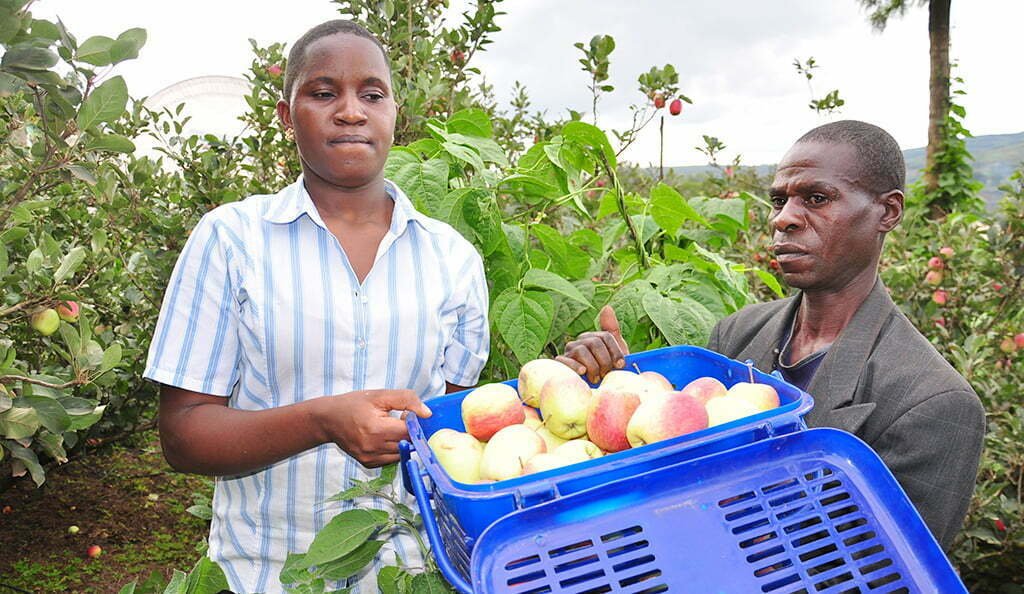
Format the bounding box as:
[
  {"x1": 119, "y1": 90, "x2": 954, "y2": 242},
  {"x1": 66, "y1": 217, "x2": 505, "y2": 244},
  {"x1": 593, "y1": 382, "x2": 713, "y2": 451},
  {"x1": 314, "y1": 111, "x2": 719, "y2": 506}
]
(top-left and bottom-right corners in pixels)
[{"x1": 144, "y1": 20, "x2": 489, "y2": 593}]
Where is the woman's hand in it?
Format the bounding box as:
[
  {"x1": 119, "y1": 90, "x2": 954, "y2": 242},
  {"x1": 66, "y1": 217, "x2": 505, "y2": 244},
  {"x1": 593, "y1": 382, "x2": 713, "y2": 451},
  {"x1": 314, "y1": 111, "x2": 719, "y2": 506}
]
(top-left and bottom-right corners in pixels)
[{"x1": 312, "y1": 389, "x2": 432, "y2": 467}]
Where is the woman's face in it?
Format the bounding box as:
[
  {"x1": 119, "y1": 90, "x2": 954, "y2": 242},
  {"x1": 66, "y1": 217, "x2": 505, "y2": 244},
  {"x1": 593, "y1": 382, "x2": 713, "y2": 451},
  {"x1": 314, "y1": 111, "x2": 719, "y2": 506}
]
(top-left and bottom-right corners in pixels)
[{"x1": 277, "y1": 33, "x2": 396, "y2": 191}]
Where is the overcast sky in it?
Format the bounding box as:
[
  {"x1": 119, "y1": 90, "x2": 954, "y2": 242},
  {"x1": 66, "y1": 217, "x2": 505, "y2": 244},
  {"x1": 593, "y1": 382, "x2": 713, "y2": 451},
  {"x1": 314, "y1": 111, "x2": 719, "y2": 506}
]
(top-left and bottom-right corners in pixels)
[{"x1": 30, "y1": 0, "x2": 1024, "y2": 167}]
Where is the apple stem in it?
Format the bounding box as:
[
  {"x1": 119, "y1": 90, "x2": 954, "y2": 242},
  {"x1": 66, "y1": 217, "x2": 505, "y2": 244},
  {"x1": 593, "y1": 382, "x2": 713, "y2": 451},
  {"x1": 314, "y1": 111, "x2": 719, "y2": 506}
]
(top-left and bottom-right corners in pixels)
[
  {"x1": 631, "y1": 362, "x2": 641, "y2": 374},
  {"x1": 746, "y1": 362, "x2": 755, "y2": 383}
]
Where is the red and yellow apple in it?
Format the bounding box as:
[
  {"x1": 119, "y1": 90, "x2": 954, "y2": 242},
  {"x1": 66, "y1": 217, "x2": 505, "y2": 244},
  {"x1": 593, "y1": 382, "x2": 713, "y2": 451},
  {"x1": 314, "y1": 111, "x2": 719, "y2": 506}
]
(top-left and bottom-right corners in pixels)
[
  {"x1": 679, "y1": 376, "x2": 727, "y2": 406},
  {"x1": 626, "y1": 392, "x2": 708, "y2": 447},
  {"x1": 539, "y1": 373, "x2": 593, "y2": 439},
  {"x1": 522, "y1": 452, "x2": 573, "y2": 475},
  {"x1": 727, "y1": 381, "x2": 780, "y2": 411},
  {"x1": 586, "y1": 388, "x2": 641, "y2": 453},
  {"x1": 461, "y1": 383, "x2": 525, "y2": 441}
]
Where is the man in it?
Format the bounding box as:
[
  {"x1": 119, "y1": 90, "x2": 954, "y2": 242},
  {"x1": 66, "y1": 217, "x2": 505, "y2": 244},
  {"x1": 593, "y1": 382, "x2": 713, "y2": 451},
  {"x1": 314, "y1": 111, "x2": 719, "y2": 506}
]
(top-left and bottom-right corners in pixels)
[{"x1": 558, "y1": 120, "x2": 985, "y2": 550}]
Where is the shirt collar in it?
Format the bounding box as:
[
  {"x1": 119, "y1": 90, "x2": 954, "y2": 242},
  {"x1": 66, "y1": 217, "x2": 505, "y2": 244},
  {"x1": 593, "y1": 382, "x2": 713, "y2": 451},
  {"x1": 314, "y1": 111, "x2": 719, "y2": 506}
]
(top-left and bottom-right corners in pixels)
[{"x1": 261, "y1": 176, "x2": 431, "y2": 237}]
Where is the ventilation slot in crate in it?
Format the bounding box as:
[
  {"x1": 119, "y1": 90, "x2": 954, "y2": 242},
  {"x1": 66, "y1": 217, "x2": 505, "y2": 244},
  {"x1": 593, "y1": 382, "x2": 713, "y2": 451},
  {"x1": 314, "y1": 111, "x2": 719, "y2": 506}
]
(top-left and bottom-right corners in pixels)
[
  {"x1": 718, "y1": 464, "x2": 915, "y2": 594},
  {"x1": 501, "y1": 524, "x2": 668, "y2": 593}
]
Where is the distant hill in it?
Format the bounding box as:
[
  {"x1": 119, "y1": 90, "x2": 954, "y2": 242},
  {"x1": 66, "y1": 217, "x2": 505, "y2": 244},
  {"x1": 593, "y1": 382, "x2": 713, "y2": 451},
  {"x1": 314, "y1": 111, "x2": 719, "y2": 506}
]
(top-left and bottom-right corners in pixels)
[{"x1": 661, "y1": 131, "x2": 1024, "y2": 208}]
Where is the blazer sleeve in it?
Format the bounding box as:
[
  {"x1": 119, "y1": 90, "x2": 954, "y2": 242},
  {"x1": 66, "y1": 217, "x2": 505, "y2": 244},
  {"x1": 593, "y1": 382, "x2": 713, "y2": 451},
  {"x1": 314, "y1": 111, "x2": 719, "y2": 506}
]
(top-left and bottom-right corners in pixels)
[{"x1": 870, "y1": 389, "x2": 985, "y2": 550}]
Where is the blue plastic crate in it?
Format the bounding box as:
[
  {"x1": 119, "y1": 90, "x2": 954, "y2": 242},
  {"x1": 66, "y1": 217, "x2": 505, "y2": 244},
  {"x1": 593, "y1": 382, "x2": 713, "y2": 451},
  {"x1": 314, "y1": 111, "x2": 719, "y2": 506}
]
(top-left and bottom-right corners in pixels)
[
  {"x1": 400, "y1": 346, "x2": 813, "y2": 582},
  {"x1": 407, "y1": 428, "x2": 966, "y2": 593}
]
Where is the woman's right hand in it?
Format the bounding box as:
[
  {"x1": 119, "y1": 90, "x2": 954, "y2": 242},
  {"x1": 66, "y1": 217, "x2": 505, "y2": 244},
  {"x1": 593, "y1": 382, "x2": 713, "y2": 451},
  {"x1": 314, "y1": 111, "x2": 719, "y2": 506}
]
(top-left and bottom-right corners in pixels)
[
  {"x1": 555, "y1": 305, "x2": 630, "y2": 385},
  {"x1": 314, "y1": 389, "x2": 432, "y2": 468}
]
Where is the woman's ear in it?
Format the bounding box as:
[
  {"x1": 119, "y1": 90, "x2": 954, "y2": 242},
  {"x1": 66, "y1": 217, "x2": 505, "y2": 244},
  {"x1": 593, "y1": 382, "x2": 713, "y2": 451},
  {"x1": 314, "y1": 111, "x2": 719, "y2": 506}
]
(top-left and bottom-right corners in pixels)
[{"x1": 878, "y1": 189, "x2": 904, "y2": 232}]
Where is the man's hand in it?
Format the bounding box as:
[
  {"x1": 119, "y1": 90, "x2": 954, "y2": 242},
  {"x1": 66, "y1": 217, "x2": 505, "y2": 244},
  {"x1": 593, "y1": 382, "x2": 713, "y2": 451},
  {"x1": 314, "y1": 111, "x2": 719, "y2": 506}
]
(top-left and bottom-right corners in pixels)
[
  {"x1": 556, "y1": 305, "x2": 630, "y2": 384},
  {"x1": 314, "y1": 389, "x2": 432, "y2": 468}
]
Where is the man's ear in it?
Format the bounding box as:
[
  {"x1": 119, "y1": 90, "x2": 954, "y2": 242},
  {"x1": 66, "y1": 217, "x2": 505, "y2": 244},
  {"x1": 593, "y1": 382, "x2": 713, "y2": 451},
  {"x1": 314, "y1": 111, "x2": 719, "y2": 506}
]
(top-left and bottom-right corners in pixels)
[
  {"x1": 878, "y1": 189, "x2": 904, "y2": 232},
  {"x1": 276, "y1": 99, "x2": 292, "y2": 132}
]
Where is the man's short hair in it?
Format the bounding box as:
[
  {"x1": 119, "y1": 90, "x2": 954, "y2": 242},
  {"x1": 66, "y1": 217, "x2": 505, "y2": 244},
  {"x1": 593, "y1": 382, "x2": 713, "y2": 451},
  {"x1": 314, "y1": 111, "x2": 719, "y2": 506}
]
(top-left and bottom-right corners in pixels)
[
  {"x1": 796, "y1": 120, "x2": 905, "y2": 195},
  {"x1": 283, "y1": 20, "x2": 389, "y2": 102}
]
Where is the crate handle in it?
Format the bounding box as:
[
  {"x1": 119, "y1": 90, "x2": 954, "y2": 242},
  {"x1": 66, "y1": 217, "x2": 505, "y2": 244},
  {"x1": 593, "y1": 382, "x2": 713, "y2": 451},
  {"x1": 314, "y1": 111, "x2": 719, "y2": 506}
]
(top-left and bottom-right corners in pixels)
[
  {"x1": 404, "y1": 456, "x2": 474, "y2": 594},
  {"x1": 399, "y1": 439, "x2": 416, "y2": 495}
]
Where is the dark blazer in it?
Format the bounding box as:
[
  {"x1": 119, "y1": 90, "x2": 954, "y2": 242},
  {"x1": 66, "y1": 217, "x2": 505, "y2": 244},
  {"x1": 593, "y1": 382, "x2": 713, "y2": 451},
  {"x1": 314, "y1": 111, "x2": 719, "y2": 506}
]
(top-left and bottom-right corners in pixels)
[{"x1": 707, "y1": 277, "x2": 985, "y2": 550}]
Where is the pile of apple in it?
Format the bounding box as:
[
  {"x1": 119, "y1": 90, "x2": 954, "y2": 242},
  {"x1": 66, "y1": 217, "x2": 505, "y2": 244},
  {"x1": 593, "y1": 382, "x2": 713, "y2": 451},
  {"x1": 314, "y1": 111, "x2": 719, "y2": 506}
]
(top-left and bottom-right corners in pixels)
[{"x1": 426, "y1": 359, "x2": 780, "y2": 484}]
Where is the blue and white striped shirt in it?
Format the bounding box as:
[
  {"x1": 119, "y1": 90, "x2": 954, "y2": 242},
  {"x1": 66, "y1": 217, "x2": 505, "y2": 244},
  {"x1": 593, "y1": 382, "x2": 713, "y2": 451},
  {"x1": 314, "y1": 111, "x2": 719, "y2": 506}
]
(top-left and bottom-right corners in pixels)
[{"x1": 144, "y1": 178, "x2": 489, "y2": 593}]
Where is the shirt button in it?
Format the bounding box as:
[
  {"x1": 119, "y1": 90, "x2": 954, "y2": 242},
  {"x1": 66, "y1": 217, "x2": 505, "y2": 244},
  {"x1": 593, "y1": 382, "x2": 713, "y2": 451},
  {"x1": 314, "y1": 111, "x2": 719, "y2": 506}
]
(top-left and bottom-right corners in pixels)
[{"x1": 357, "y1": 339, "x2": 366, "y2": 349}]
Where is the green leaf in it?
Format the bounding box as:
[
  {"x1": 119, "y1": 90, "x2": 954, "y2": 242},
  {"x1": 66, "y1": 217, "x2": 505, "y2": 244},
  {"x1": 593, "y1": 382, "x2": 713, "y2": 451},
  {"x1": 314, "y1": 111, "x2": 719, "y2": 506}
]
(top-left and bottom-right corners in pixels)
[
  {"x1": 162, "y1": 569, "x2": 188, "y2": 594},
  {"x1": 300, "y1": 508, "x2": 388, "y2": 569},
  {"x1": 185, "y1": 504, "x2": 213, "y2": 521},
  {"x1": 377, "y1": 566, "x2": 409, "y2": 594},
  {"x1": 492, "y1": 289, "x2": 554, "y2": 365},
  {"x1": 1, "y1": 46, "x2": 59, "y2": 70},
  {"x1": 320, "y1": 539, "x2": 386, "y2": 580},
  {"x1": 410, "y1": 571, "x2": 453, "y2": 594},
  {"x1": 77, "y1": 76, "x2": 128, "y2": 130},
  {"x1": 85, "y1": 133, "x2": 135, "y2": 154},
  {"x1": 562, "y1": 121, "x2": 616, "y2": 169},
  {"x1": 0, "y1": 242, "x2": 7, "y2": 281},
  {"x1": 53, "y1": 246, "x2": 87, "y2": 285},
  {"x1": 183, "y1": 555, "x2": 229, "y2": 594},
  {"x1": 368, "y1": 462, "x2": 397, "y2": 488},
  {"x1": 76, "y1": 35, "x2": 116, "y2": 66},
  {"x1": 0, "y1": 406, "x2": 41, "y2": 439},
  {"x1": 118, "y1": 582, "x2": 137, "y2": 594},
  {"x1": 753, "y1": 269, "x2": 786, "y2": 298},
  {"x1": 649, "y1": 183, "x2": 708, "y2": 235},
  {"x1": 36, "y1": 430, "x2": 67, "y2": 463},
  {"x1": 0, "y1": 389, "x2": 12, "y2": 414},
  {"x1": 522, "y1": 268, "x2": 590, "y2": 307},
  {"x1": 642, "y1": 292, "x2": 716, "y2": 346},
  {"x1": 66, "y1": 404, "x2": 104, "y2": 431},
  {"x1": 385, "y1": 156, "x2": 448, "y2": 216},
  {"x1": 0, "y1": 227, "x2": 29, "y2": 244},
  {"x1": 6, "y1": 441, "x2": 44, "y2": 486},
  {"x1": 446, "y1": 108, "x2": 492, "y2": 137},
  {"x1": 100, "y1": 343, "x2": 122, "y2": 373},
  {"x1": 26, "y1": 247, "x2": 44, "y2": 274},
  {"x1": 91, "y1": 229, "x2": 108, "y2": 252},
  {"x1": 0, "y1": 70, "x2": 25, "y2": 96},
  {"x1": 20, "y1": 395, "x2": 71, "y2": 433},
  {"x1": 65, "y1": 163, "x2": 97, "y2": 185},
  {"x1": 441, "y1": 141, "x2": 485, "y2": 172},
  {"x1": 59, "y1": 322, "x2": 82, "y2": 358},
  {"x1": 280, "y1": 552, "x2": 311, "y2": 586},
  {"x1": 109, "y1": 28, "x2": 147, "y2": 64},
  {"x1": 531, "y1": 224, "x2": 591, "y2": 279}
]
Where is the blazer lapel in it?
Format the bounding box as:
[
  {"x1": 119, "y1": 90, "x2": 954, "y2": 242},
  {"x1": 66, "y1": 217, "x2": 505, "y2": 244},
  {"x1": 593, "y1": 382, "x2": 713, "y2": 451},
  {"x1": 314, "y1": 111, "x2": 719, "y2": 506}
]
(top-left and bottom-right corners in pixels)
[
  {"x1": 732, "y1": 295, "x2": 800, "y2": 373},
  {"x1": 805, "y1": 277, "x2": 893, "y2": 430}
]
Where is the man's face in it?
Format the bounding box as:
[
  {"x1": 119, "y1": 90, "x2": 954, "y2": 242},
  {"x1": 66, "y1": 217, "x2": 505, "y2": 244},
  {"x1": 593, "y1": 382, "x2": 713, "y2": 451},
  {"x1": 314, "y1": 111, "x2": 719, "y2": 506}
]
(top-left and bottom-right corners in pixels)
[
  {"x1": 768, "y1": 141, "x2": 887, "y2": 293},
  {"x1": 277, "y1": 33, "x2": 396, "y2": 190}
]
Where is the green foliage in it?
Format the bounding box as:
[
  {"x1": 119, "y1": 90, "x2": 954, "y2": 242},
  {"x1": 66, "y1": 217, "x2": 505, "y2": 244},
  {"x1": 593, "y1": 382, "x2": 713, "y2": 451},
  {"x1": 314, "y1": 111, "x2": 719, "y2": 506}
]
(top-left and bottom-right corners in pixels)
[
  {"x1": 912, "y1": 77, "x2": 986, "y2": 217},
  {"x1": 882, "y1": 170, "x2": 1024, "y2": 589},
  {"x1": 792, "y1": 57, "x2": 845, "y2": 116},
  {"x1": 0, "y1": 2, "x2": 148, "y2": 484},
  {"x1": 332, "y1": 0, "x2": 506, "y2": 145}
]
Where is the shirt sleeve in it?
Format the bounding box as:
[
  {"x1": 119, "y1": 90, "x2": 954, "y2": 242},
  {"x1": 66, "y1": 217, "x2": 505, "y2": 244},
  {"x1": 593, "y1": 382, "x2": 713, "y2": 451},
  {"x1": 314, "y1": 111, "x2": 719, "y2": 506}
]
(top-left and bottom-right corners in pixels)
[
  {"x1": 144, "y1": 211, "x2": 242, "y2": 396},
  {"x1": 442, "y1": 246, "x2": 490, "y2": 387}
]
